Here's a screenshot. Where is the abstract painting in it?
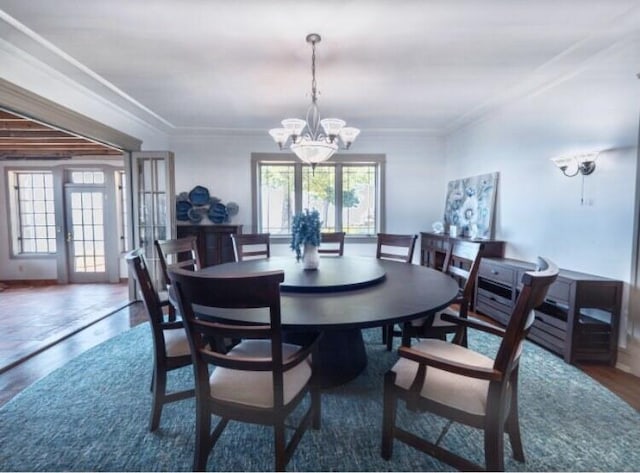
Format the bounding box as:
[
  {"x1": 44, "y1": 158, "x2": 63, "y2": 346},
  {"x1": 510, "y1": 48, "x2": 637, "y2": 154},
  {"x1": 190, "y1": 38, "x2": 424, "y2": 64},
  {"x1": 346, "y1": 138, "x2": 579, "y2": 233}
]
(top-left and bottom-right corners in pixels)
[{"x1": 443, "y1": 172, "x2": 499, "y2": 239}]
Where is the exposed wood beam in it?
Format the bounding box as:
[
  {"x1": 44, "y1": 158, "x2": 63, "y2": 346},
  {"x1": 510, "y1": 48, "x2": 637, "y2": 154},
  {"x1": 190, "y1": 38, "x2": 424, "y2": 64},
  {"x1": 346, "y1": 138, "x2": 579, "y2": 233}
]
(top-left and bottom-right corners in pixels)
[{"x1": 0, "y1": 108, "x2": 123, "y2": 159}]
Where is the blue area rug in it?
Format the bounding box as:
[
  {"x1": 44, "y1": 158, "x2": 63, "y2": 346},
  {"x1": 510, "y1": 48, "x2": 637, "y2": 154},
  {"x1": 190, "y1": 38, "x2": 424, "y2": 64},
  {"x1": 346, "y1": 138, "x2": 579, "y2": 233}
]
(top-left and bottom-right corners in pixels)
[{"x1": 1, "y1": 323, "x2": 639, "y2": 471}]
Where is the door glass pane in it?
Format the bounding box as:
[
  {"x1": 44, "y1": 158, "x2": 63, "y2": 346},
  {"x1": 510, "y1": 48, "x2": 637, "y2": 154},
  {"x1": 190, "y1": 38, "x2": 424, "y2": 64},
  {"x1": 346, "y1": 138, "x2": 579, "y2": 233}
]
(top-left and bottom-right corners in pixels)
[
  {"x1": 70, "y1": 191, "x2": 105, "y2": 273},
  {"x1": 134, "y1": 154, "x2": 173, "y2": 290}
]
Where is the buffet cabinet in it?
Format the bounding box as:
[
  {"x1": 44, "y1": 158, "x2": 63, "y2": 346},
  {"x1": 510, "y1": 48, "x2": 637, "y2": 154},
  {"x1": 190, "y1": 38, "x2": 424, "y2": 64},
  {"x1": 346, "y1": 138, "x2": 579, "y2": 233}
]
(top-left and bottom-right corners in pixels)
[
  {"x1": 475, "y1": 257, "x2": 622, "y2": 365},
  {"x1": 420, "y1": 232, "x2": 505, "y2": 271},
  {"x1": 176, "y1": 224, "x2": 242, "y2": 266},
  {"x1": 420, "y1": 232, "x2": 505, "y2": 308}
]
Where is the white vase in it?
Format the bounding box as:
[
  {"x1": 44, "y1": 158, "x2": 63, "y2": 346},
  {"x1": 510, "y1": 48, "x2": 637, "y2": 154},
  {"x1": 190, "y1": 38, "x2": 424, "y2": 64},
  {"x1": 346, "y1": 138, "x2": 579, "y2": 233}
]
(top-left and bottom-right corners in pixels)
[{"x1": 302, "y1": 244, "x2": 320, "y2": 270}]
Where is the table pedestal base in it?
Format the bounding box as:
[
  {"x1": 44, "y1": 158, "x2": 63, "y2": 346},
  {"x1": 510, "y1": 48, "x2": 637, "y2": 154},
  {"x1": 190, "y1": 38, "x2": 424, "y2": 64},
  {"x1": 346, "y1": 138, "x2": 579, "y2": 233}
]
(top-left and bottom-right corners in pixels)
[{"x1": 284, "y1": 329, "x2": 367, "y2": 389}]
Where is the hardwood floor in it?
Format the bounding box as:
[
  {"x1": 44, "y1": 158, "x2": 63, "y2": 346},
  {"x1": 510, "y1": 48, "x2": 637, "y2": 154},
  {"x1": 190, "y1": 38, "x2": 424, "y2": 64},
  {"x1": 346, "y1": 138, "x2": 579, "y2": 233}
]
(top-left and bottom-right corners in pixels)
[
  {"x1": 0, "y1": 301, "x2": 146, "y2": 407},
  {"x1": 0, "y1": 285, "x2": 639, "y2": 411},
  {"x1": 0, "y1": 282, "x2": 129, "y2": 372}
]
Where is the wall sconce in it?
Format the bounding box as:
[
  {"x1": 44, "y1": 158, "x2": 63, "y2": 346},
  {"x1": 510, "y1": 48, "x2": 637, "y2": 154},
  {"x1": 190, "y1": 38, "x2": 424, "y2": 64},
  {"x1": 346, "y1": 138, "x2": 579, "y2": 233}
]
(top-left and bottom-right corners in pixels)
[{"x1": 550, "y1": 151, "x2": 600, "y2": 177}]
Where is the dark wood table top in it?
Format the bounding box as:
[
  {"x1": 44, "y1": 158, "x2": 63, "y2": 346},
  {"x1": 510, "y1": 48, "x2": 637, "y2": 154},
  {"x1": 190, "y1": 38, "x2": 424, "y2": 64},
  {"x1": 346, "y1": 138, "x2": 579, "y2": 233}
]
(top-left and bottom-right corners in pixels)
[{"x1": 199, "y1": 256, "x2": 459, "y2": 331}]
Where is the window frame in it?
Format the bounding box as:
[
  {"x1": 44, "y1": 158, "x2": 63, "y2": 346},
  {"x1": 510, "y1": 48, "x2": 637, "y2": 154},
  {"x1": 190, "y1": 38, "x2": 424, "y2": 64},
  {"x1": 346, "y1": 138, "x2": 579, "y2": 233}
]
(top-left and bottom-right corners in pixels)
[
  {"x1": 6, "y1": 169, "x2": 59, "y2": 258},
  {"x1": 251, "y1": 153, "x2": 386, "y2": 243}
]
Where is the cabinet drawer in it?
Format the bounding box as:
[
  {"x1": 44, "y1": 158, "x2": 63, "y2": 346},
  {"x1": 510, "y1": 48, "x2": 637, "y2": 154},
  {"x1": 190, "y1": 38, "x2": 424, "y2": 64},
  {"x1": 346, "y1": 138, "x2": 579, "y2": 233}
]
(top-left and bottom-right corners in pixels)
[
  {"x1": 479, "y1": 261, "x2": 514, "y2": 286},
  {"x1": 532, "y1": 314, "x2": 566, "y2": 340},
  {"x1": 477, "y1": 288, "x2": 512, "y2": 309},
  {"x1": 534, "y1": 308, "x2": 567, "y2": 331},
  {"x1": 422, "y1": 238, "x2": 445, "y2": 250},
  {"x1": 528, "y1": 326, "x2": 564, "y2": 355},
  {"x1": 475, "y1": 298, "x2": 510, "y2": 326}
]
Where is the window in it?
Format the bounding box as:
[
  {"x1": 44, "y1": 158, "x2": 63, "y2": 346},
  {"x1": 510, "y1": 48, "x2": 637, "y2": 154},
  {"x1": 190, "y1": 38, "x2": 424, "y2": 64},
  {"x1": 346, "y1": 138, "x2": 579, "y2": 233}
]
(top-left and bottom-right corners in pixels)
[
  {"x1": 70, "y1": 170, "x2": 105, "y2": 184},
  {"x1": 8, "y1": 170, "x2": 57, "y2": 255},
  {"x1": 253, "y1": 154, "x2": 384, "y2": 237}
]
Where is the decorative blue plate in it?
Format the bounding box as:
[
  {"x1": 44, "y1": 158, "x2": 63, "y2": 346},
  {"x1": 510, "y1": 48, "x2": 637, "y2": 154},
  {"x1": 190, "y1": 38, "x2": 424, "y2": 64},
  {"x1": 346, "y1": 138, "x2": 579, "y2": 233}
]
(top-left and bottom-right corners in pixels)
[
  {"x1": 176, "y1": 192, "x2": 189, "y2": 202},
  {"x1": 188, "y1": 185, "x2": 210, "y2": 205},
  {"x1": 187, "y1": 207, "x2": 203, "y2": 224},
  {"x1": 226, "y1": 201, "x2": 239, "y2": 216},
  {"x1": 208, "y1": 202, "x2": 228, "y2": 224},
  {"x1": 176, "y1": 200, "x2": 192, "y2": 221}
]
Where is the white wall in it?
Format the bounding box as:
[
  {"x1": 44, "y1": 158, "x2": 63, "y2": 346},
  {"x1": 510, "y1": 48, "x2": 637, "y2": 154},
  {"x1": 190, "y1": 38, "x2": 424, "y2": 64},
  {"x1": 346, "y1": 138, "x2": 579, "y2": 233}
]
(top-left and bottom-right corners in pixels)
[
  {"x1": 444, "y1": 38, "x2": 640, "y2": 371},
  {"x1": 169, "y1": 130, "x2": 446, "y2": 263}
]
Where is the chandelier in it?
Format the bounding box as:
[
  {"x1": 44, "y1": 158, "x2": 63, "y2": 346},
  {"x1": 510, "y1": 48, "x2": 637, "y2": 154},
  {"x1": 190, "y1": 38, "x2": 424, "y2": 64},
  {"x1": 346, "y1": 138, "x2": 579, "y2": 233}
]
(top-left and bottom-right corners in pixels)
[{"x1": 269, "y1": 33, "x2": 360, "y2": 167}]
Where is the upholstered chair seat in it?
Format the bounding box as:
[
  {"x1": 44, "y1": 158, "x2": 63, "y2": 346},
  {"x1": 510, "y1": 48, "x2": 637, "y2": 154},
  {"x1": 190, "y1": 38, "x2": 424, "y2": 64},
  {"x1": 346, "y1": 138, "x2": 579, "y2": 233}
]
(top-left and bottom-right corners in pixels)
[
  {"x1": 209, "y1": 340, "x2": 312, "y2": 408},
  {"x1": 391, "y1": 338, "x2": 493, "y2": 415}
]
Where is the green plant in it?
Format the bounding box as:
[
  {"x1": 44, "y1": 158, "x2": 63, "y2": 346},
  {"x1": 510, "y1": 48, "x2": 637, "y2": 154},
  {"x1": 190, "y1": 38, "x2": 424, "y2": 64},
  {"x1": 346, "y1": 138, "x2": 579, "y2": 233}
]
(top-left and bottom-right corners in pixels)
[{"x1": 290, "y1": 209, "x2": 322, "y2": 260}]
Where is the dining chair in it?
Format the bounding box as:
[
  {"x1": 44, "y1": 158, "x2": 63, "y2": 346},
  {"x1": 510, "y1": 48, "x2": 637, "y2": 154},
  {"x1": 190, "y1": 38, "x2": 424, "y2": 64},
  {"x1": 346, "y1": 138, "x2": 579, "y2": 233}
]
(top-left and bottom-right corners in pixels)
[
  {"x1": 169, "y1": 266, "x2": 322, "y2": 472},
  {"x1": 154, "y1": 235, "x2": 202, "y2": 318},
  {"x1": 389, "y1": 240, "x2": 484, "y2": 349},
  {"x1": 376, "y1": 233, "x2": 418, "y2": 349},
  {"x1": 319, "y1": 231, "x2": 346, "y2": 256},
  {"x1": 381, "y1": 257, "x2": 559, "y2": 471},
  {"x1": 125, "y1": 249, "x2": 194, "y2": 431},
  {"x1": 230, "y1": 233, "x2": 271, "y2": 261}
]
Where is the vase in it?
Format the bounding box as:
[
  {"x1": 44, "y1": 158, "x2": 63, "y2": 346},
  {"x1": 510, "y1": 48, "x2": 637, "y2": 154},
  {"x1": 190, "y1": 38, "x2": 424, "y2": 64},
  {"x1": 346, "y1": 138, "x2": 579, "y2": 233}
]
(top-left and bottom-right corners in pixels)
[{"x1": 302, "y1": 244, "x2": 320, "y2": 270}]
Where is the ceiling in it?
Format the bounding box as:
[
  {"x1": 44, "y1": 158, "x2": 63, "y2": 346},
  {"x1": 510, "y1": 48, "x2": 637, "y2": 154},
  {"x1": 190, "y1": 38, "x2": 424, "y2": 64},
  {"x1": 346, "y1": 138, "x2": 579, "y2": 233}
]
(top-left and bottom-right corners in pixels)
[
  {"x1": 0, "y1": 109, "x2": 122, "y2": 160},
  {"x1": 0, "y1": 0, "x2": 639, "y2": 136}
]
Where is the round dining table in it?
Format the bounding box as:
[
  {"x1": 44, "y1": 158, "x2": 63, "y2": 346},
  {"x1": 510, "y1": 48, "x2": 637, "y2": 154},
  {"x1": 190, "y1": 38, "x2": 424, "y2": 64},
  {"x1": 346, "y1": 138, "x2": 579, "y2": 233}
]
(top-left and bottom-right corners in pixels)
[{"x1": 199, "y1": 256, "x2": 459, "y2": 387}]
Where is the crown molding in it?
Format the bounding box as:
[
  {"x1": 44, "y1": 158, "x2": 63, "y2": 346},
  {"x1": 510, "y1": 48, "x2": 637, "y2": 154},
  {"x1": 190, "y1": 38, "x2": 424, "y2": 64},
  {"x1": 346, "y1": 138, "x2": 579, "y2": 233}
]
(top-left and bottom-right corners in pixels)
[{"x1": 0, "y1": 11, "x2": 173, "y2": 133}]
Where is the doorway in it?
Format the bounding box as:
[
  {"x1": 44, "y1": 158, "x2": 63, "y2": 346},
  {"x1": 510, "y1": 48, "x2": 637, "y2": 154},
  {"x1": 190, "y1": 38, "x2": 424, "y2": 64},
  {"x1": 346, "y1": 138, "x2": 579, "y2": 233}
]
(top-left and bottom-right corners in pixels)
[{"x1": 58, "y1": 167, "x2": 123, "y2": 283}]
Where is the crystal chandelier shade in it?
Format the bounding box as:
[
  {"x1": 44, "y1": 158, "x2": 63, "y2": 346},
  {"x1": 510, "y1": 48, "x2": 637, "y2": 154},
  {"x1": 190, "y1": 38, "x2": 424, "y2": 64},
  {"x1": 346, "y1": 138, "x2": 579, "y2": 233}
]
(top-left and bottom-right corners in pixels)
[{"x1": 269, "y1": 34, "x2": 360, "y2": 166}]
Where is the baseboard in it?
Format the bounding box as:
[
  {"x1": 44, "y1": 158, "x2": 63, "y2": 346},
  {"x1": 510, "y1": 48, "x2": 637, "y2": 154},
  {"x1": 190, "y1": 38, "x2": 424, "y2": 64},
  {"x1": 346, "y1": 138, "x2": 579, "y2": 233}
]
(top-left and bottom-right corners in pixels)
[{"x1": 0, "y1": 279, "x2": 58, "y2": 289}]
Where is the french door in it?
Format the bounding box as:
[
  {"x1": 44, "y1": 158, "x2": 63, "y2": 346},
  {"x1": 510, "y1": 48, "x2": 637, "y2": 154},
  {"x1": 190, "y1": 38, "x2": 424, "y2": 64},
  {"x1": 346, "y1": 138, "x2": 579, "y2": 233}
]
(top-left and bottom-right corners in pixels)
[
  {"x1": 129, "y1": 151, "x2": 175, "y2": 291},
  {"x1": 62, "y1": 169, "x2": 120, "y2": 283}
]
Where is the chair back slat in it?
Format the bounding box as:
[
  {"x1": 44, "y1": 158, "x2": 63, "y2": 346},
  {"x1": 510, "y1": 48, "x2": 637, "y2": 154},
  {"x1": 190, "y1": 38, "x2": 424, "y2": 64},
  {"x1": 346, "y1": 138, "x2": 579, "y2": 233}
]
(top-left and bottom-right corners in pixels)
[
  {"x1": 442, "y1": 240, "x2": 484, "y2": 301},
  {"x1": 231, "y1": 233, "x2": 271, "y2": 261},
  {"x1": 319, "y1": 232, "x2": 345, "y2": 256},
  {"x1": 155, "y1": 235, "x2": 201, "y2": 286},
  {"x1": 376, "y1": 233, "x2": 417, "y2": 263},
  {"x1": 126, "y1": 249, "x2": 164, "y2": 326}
]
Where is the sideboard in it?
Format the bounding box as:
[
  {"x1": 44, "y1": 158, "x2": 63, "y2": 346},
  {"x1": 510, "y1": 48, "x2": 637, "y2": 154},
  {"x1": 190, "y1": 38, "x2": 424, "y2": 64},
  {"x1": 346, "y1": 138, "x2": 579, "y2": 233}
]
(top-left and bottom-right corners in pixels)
[
  {"x1": 475, "y1": 257, "x2": 622, "y2": 366},
  {"x1": 176, "y1": 224, "x2": 243, "y2": 266},
  {"x1": 420, "y1": 232, "x2": 505, "y2": 308},
  {"x1": 420, "y1": 232, "x2": 505, "y2": 271}
]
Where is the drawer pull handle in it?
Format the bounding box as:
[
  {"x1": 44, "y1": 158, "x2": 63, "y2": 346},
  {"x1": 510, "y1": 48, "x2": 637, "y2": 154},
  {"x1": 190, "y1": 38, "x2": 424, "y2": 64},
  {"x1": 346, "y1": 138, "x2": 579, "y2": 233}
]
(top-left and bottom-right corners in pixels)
[{"x1": 491, "y1": 270, "x2": 499, "y2": 275}]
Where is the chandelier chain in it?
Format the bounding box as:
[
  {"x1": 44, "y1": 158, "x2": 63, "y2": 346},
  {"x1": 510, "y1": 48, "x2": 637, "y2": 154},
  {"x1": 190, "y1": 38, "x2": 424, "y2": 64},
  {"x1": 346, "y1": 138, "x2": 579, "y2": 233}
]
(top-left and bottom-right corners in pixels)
[{"x1": 311, "y1": 40, "x2": 317, "y2": 104}]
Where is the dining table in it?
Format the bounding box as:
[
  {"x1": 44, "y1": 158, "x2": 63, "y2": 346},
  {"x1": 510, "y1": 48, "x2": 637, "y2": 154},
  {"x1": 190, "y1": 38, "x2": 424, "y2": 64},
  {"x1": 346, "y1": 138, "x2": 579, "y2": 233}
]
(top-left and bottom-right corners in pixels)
[{"x1": 199, "y1": 256, "x2": 459, "y2": 387}]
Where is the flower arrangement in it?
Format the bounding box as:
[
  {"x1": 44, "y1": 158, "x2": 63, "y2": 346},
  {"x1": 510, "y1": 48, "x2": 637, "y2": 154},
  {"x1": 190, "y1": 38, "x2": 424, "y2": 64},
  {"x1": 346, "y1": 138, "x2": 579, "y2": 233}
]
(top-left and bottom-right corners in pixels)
[{"x1": 290, "y1": 209, "x2": 322, "y2": 260}]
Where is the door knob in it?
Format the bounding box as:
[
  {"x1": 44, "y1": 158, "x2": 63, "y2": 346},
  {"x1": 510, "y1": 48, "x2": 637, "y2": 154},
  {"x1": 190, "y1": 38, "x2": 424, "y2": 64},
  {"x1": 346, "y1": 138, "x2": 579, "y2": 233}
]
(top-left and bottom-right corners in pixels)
[{"x1": 66, "y1": 232, "x2": 73, "y2": 242}]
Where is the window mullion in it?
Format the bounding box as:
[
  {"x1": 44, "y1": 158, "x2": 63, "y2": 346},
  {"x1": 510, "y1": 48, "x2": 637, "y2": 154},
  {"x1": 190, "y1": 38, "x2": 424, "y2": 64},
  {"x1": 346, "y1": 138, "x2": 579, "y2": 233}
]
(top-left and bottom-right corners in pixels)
[
  {"x1": 294, "y1": 163, "x2": 303, "y2": 216},
  {"x1": 335, "y1": 164, "x2": 343, "y2": 232}
]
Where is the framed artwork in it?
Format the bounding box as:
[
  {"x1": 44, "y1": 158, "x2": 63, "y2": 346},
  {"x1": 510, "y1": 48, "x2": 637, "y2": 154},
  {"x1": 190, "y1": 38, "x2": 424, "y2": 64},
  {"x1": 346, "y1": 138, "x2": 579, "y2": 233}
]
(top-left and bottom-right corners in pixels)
[{"x1": 443, "y1": 172, "x2": 499, "y2": 239}]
